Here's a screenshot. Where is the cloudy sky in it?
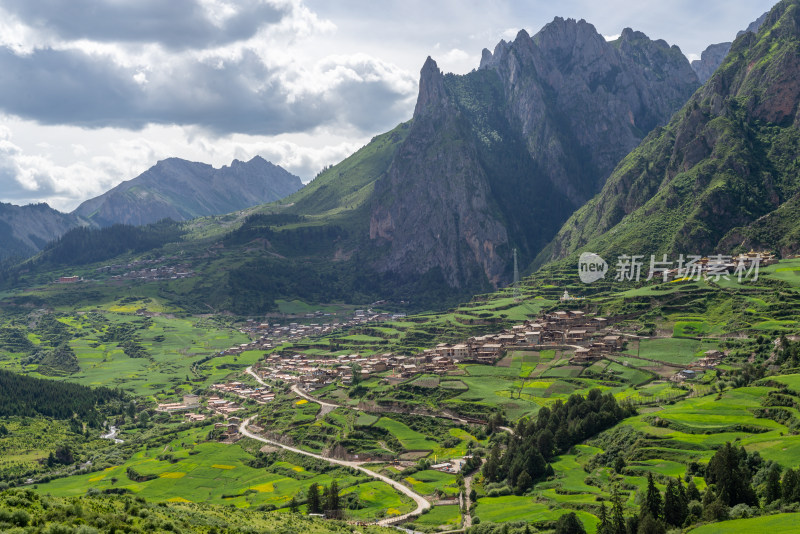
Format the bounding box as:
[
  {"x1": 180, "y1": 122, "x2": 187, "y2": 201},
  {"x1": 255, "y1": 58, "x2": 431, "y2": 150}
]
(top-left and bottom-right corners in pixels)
[{"x1": 0, "y1": 0, "x2": 776, "y2": 211}]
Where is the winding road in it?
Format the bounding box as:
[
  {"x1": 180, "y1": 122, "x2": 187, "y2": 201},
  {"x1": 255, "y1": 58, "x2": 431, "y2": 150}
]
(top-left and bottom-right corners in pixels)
[
  {"x1": 243, "y1": 365, "x2": 515, "y2": 527},
  {"x1": 290, "y1": 384, "x2": 339, "y2": 417},
  {"x1": 245, "y1": 366, "x2": 269, "y2": 386},
  {"x1": 238, "y1": 416, "x2": 430, "y2": 526}
]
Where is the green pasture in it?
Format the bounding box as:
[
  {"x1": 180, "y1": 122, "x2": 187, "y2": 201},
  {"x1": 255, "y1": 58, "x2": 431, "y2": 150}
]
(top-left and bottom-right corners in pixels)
[
  {"x1": 625, "y1": 338, "x2": 706, "y2": 366},
  {"x1": 689, "y1": 513, "x2": 800, "y2": 533},
  {"x1": 3, "y1": 310, "x2": 251, "y2": 394},
  {"x1": 474, "y1": 496, "x2": 599, "y2": 532},
  {"x1": 412, "y1": 504, "x2": 461, "y2": 529},
  {"x1": 374, "y1": 418, "x2": 438, "y2": 451},
  {"x1": 764, "y1": 373, "x2": 800, "y2": 389},
  {"x1": 34, "y1": 425, "x2": 411, "y2": 520},
  {"x1": 403, "y1": 469, "x2": 460, "y2": 497},
  {"x1": 339, "y1": 480, "x2": 415, "y2": 520}
]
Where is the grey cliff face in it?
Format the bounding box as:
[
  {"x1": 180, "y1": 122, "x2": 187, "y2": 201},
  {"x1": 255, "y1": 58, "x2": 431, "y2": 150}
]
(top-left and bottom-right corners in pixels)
[
  {"x1": 371, "y1": 58, "x2": 508, "y2": 289},
  {"x1": 487, "y1": 20, "x2": 699, "y2": 204},
  {"x1": 692, "y1": 42, "x2": 733, "y2": 84},
  {"x1": 368, "y1": 18, "x2": 699, "y2": 290}
]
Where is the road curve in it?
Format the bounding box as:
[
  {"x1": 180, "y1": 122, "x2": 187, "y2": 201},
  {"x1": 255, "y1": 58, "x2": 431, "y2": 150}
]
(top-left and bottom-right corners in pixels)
[
  {"x1": 290, "y1": 384, "x2": 340, "y2": 417},
  {"x1": 245, "y1": 366, "x2": 269, "y2": 387},
  {"x1": 239, "y1": 416, "x2": 430, "y2": 526}
]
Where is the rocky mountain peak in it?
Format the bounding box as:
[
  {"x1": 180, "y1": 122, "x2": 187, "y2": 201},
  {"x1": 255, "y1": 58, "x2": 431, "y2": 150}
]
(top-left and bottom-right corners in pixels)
[
  {"x1": 413, "y1": 56, "x2": 447, "y2": 118},
  {"x1": 544, "y1": 0, "x2": 800, "y2": 264},
  {"x1": 533, "y1": 17, "x2": 605, "y2": 52},
  {"x1": 369, "y1": 15, "x2": 700, "y2": 292},
  {"x1": 480, "y1": 47, "x2": 493, "y2": 67}
]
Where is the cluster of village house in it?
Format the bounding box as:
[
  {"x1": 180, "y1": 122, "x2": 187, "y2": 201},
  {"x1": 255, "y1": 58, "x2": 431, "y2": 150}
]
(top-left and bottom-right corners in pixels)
[
  {"x1": 154, "y1": 387, "x2": 270, "y2": 442},
  {"x1": 210, "y1": 381, "x2": 275, "y2": 403},
  {"x1": 220, "y1": 310, "x2": 406, "y2": 357},
  {"x1": 429, "y1": 309, "x2": 625, "y2": 365},
  {"x1": 256, "y1": 352, "x2": 443, "y2": 390},
  {"x1": 108, "y1": 264, "x2": 195, "y2": 281},
  {"x1": 155, "y1": 393, "x2": 242, "y2": 419},
  {"x1": 56, "y1": 257, "x2": 198, "y2": 284},
  {"x1": 251, "y1": 305, "x2": 730, "y2": 388},
  {"x1": 248, "y1": 309, "x2": 628, "y2": 390},
  {"x1": 95, "y1": 256, "x2": 179, "y2": 273}
]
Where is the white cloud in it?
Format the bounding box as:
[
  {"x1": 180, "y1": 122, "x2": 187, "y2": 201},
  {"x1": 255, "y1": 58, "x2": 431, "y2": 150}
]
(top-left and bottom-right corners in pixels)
[
  {"x1": 0, "y1": 0, "x2": 780, "y2": 211},
  {"x1": 500, "y1": 28, "x2": 521, "y2": 41},
  {"x1": 603, "y1": 33, "x2": 621, "y2": 41},
  {"x1": 0, "y1": 116, "x2": 373, "y2": 210},
  {"x1": 434, "y1": 48, "x2": 478, "y2": 75}
]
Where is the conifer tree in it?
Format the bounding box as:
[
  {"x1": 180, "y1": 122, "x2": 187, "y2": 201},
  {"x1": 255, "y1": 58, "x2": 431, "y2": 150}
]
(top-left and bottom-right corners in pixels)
[
  {"x1": 326, "y1": 480, "x2": 340, "y2": 515},
  {"x1": 644, "y1": 472, "x2": 662, "y2": 520},
  {"x1": 687, "y1": 479, "x2": 701, "y2": 502},
  {"x1": 307, "y1": 482, "x2": 321, "y2": 514},
  {"x1": 611, "y1": 486, "x2": 626, "y2": 534},
  {"x1": 766, "y1": 464, "x2": 782, "y2": 504},
  {"x1": 598, "y1": 502, "x2": 612, "y2": 534}
]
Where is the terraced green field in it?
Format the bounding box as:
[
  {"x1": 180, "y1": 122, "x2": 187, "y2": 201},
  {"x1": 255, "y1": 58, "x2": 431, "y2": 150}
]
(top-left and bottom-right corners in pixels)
[
  {"x1": 620, "y1": 387, "x2": 799, "y2": 467},
  {"x1": 1, "y1": 307, "x2": 249, "y2": 394},
  {"x1": 34, "y1": 425, "x2": 414, "y2": 520},
  {"x1": 766, "y1": 373, "x2": 800, "y2": 389},
  {"x1": 374, "y1": 417, "x2": 439, "y2": 451},
  {"x1": 403, "y1": 469, "x2": 459, "y2": 497},
  {"x1": 625, "y1": 338, "x2": 704, "y2": 366}
]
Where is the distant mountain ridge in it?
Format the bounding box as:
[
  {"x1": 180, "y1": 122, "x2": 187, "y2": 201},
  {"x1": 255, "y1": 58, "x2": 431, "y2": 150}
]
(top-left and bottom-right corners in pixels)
[
  {"x1": 0, "y1": 156, "x2": 301, "y2": 261},
  {"x1": 73, "y1": 156, "x2": 302, "y2": 227},
  {"x1": 0, "y1": 202, "x2": 85, "y2": 261},
  {"x1": 542, "y1": 0, "x2": 800, "y2": 264},
  {"x1": 691, "y1": 11, "x2": 769, "y2": 83}
]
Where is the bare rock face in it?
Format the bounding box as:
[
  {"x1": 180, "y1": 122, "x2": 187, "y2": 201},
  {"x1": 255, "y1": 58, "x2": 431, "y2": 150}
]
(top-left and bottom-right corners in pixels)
[
  {"x1": 544, "y1": 0, "x2": 800, "y2": 264},
  {"x1": 371, "y1": 58, "x2": 508, "y2": 289},
  {"x1": 369, "y1": 18, "x2": 699, "y2": 290},
  {"x1": 692, "y1": 43, "x2": 734, "y2": 84},
  {"x1": 484, "y1": 21, "x2": 698, "y2": 205},
  {"x1": 73, "y1": 156, "x2": 302, "y2": 227}
]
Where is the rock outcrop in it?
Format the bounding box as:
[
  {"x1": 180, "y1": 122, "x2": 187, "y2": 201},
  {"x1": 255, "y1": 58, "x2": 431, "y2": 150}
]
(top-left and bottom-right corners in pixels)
[
  {"x1": 369, "y1": 18, "x2": 699, "y2": 288},
  {"x1": 544, "y1": 0, "x2": 800, "y2": 263}
]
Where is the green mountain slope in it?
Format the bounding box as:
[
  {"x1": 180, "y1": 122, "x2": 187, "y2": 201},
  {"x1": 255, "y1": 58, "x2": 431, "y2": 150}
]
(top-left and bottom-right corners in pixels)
[
  {"x1": 280, "y1": 122, "x2": 410, "y2": 221},
  {"x1": 542, "y1": 0, "x2": 800, "y2": 264},
  {"x1": 0, "y1": 202, "x2": 85, "y2": 261}
]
